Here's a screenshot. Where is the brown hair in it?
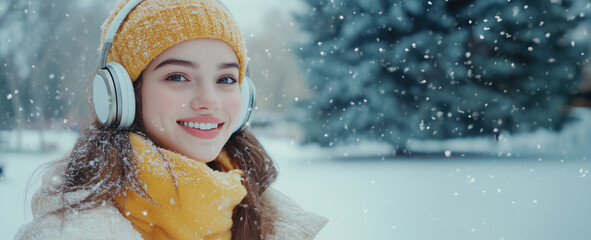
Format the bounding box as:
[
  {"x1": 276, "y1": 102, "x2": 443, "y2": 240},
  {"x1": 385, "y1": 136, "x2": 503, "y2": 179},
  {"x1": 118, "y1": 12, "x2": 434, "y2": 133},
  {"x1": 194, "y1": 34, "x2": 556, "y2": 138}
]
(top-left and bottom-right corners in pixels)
[{"x1": 50, "y1": 75, "x2": 277, "y2": 239}]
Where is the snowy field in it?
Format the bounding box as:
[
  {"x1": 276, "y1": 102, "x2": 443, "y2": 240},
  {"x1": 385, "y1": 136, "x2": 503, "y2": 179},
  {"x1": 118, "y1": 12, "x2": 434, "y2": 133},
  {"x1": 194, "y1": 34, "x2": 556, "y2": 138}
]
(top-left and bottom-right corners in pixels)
[
  {"x1": 268, "y1": 142, "x2": 591, "y2": 240},
  {"x1": 1, "y1": 108, "x2": 591, "y2": 239}
]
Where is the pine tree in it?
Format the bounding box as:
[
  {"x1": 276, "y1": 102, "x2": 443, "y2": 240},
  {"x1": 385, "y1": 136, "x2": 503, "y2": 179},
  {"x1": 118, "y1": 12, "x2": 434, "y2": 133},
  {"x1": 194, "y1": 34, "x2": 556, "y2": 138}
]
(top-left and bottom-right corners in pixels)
[
  {"x1": 449, "y1": 0, "x2": 591, "y2": 135},
  {"x1": 294, "y1": 0, "x2": 590, "y2": 151}
]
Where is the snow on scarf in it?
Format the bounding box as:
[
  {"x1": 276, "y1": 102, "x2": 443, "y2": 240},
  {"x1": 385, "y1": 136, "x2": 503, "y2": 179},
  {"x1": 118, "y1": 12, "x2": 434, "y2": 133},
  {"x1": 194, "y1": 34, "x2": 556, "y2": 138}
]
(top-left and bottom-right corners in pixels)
[{"x1": 114, "y1": 133, "x2": 246, "y2": 240}]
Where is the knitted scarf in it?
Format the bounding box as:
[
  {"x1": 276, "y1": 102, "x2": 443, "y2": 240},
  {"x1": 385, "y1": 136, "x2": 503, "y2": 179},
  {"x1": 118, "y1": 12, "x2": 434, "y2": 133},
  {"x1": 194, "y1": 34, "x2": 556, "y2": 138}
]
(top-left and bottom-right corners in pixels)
[{"x1": 114, "y1": 133, "x2": 247, "y2": 240}]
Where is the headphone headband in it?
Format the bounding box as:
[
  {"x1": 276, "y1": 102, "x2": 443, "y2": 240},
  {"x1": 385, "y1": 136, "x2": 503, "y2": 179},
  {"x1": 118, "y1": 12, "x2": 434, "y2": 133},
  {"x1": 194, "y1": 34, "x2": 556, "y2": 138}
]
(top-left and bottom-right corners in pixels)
[{"x1": 99, "y1": 0, "x2": 144, "y2": 68}]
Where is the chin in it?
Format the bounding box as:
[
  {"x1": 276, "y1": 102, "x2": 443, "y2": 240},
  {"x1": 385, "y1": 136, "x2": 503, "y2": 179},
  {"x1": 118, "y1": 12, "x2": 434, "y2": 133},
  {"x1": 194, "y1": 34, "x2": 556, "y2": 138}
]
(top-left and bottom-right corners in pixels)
[{"x1": 185, "y1": 149, "x2": 220, "y2": 163}]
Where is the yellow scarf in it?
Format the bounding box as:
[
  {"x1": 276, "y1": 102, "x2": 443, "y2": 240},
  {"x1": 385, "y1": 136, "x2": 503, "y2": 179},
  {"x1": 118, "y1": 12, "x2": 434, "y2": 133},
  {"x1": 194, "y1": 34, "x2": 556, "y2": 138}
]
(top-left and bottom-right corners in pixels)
[{"x1": 115, "y1": 133, "x2": 247, "y2": 240}]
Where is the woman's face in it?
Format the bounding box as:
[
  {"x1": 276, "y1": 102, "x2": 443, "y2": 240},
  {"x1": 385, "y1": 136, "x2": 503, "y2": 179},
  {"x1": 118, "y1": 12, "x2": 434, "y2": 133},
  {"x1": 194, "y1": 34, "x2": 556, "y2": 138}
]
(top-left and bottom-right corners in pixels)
[{"x1": 140, "y1": 39, "x2": 242, "y2": 162}]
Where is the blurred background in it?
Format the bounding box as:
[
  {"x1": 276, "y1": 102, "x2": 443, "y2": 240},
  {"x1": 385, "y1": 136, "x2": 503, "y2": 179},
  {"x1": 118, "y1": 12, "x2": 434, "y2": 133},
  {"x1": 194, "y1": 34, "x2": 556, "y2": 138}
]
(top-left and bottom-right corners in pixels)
[{"x1": 1, "y1": 0, "x2": 591, "y2": 239}]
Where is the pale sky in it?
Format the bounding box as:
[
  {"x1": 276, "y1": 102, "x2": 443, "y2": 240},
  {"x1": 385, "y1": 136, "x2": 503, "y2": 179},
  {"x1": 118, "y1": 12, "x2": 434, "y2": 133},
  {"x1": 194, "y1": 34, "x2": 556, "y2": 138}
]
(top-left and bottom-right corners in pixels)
[{"x1": 221, "y1": 0, "x2": 305, "y2": 34}]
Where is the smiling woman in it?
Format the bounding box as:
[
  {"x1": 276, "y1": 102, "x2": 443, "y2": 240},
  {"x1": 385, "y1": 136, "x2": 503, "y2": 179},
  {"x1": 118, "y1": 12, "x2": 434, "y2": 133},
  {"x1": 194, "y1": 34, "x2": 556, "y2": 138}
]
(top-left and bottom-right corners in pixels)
[
  {"x1": 140, "y1": 39, "x2": 243, "y2": 162},
  {"x1": 14, "y1": 0, "x2": 327, "y2": 239}
]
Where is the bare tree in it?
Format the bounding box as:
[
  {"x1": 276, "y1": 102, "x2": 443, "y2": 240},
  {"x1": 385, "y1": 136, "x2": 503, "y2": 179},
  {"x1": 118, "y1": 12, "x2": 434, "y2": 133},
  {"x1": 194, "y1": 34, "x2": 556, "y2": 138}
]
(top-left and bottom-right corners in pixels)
[{"x1": 0, "y1": 0, "x2": 112, "y2": 151}]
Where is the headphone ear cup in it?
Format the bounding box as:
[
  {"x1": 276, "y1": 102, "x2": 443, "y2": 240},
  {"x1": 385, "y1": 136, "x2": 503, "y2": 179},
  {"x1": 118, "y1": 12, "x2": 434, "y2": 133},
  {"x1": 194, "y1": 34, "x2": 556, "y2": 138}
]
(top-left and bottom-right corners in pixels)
[
  {"x1": 92, "y1": 62, "x2": 136, "y2": 129},
  {"x1": 93, "y1": 69, "x2": 116, "y2": 126},
  {"x1": 234, "y1": 76, "x2": 256, "y2": 133}
]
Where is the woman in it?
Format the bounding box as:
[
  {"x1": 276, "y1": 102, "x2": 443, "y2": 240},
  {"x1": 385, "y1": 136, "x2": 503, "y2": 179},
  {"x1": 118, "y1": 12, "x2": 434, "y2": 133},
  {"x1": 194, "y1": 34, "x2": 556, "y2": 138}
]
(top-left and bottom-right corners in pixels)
[{"x1": 15, "y1": 0, "x2": 327, "y2": 239}]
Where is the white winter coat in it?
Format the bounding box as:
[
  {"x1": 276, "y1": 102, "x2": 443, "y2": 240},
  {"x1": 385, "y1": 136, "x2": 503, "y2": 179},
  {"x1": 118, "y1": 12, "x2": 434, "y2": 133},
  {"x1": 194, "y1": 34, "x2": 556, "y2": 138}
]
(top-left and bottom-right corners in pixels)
[{"x1": 15, "y1": 163, "x2": 328, "y2": 240}]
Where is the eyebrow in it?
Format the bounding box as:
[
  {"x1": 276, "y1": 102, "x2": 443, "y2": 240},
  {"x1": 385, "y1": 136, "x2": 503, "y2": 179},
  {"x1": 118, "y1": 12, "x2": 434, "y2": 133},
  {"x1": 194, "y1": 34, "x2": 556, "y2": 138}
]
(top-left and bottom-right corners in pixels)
[
  {"x1": 153, "y1": 58, "x2": 196, "y2": 70},
  {"x1": 218, "y1": 62, "x2": 240, "y2": 70},
  {"x1": 153, "y1": 59, "x2": 239, "y2": 71}
]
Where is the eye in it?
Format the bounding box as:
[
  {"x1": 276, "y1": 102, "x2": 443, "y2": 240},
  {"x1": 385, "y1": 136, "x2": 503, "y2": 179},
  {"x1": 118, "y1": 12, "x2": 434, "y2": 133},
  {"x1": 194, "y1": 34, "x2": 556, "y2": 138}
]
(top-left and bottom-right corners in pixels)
[
  {"x1": 217, "y1": 76, "x2": 238, "y2": 84},
  {"x1": 165, "y1": 73, "x2": 188, "y2": 82}
]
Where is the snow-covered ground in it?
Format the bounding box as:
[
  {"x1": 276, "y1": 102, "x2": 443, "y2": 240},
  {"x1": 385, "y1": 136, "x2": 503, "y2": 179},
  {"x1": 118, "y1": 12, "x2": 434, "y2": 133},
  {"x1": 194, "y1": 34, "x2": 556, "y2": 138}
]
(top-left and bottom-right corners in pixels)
[
  {"x1": 267, "y1": 139, "x2": 591, "y2": 240},
  {"x1": 1, "y1": 109, "x2": 590, "y2": 239}
]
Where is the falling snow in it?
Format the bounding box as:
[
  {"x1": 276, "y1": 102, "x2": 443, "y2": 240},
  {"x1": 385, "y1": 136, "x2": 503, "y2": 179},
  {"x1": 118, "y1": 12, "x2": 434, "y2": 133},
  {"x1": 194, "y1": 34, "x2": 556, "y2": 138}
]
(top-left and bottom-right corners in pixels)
[{"x1": 1, "y1": 0, "x2": 591, "y2": 239}]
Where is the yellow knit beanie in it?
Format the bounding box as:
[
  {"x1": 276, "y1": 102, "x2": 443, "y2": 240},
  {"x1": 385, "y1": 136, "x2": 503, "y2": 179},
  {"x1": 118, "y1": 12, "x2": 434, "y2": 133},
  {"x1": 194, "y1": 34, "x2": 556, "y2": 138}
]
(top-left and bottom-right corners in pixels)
[{"x1": 100, "y1": 0, "x2": 247, "y2": 84}]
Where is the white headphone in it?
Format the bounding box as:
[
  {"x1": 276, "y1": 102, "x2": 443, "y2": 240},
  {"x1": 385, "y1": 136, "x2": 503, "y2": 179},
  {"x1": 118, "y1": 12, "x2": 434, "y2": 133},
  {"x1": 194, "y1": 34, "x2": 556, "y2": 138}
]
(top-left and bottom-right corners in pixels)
[{"x1": 92, "y1": 0, "x2": 255, "y2": 132}]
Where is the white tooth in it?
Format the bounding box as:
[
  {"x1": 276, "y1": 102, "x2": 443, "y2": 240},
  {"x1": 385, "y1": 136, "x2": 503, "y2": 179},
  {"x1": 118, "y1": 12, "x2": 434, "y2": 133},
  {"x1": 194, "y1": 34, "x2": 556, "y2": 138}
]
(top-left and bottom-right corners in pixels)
[
  {"x1": 213, "y1": 123, "x2": 218, "y2": 129},
  {"x1": 189, "y1": 122, "x2": 194, "y2": 128},
  {"x1": 183, "y1": 122, "x2": 188, "y2": 126},
  {"x1": 206, "y1": 123, "x2": 212, "y2": 130},
  {"x1": 198, "y1": 123, "x2": 205, "y2": 130}
]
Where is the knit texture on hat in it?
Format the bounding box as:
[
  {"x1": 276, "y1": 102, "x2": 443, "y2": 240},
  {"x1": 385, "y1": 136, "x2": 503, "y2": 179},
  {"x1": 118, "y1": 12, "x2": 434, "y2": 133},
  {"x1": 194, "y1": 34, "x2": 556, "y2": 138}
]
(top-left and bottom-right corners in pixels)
[{"x1": 100, "y1": 0, "x2": 247, "y2": 84}]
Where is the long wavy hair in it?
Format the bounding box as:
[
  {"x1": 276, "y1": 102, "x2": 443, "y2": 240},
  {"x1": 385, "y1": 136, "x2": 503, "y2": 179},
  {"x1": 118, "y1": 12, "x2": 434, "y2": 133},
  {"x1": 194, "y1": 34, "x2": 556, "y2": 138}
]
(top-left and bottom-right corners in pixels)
[{"x1": 49, "y1": 73, "x2": 277, "y2": 239}]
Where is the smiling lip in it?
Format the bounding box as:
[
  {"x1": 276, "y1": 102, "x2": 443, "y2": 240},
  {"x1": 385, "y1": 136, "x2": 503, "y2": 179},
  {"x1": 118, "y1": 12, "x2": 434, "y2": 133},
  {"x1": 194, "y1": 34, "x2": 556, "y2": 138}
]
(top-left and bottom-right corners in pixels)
[{"x1": 177, "y1": 116, "x2": 224, "y2": 140}]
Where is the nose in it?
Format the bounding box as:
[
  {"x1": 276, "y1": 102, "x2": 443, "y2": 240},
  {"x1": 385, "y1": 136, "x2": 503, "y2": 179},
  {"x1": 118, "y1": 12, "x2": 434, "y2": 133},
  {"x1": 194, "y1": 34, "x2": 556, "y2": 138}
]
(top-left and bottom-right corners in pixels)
[{"x1": 189, "y1": 84, "x2": 221, "y2": 111}]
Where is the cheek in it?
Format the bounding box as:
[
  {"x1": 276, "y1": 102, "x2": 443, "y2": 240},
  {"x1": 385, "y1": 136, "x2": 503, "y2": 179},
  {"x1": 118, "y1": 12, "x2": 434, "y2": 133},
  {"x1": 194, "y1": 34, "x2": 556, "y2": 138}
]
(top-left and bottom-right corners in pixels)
[
  {"x1": 224, "y1": 92, "x2": 243, "y2": 120},
  {"x1": 141, "y1": 86, "x2": 185, "y2": 125}
]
